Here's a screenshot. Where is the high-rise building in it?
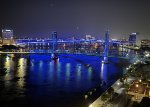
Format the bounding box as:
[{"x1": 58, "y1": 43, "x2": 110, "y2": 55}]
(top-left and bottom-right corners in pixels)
[
  {"x1": 51, "y1": 31, "x2": 57, "y2": 40},
  {"x1": 129, "y1": 33, "x2": 137, "y2": 46},
  {"x1": 1, "y1": 29, "x2": 15, "y2": 45},
  {"x1": 2, "y1": 29, "x2": 13, "y2": 39}
]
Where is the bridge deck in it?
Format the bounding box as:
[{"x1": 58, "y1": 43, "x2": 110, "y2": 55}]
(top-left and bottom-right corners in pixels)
[{"x1": 0, "y1": 51, "x2": 130, "y2": 59}]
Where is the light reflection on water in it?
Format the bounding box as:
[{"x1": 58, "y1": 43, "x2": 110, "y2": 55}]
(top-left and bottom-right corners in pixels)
[
  {"x1": 101, "y1": 62, "x2": 108, "y2": 84},
  {"x1": 4, "y1": 56, "x2": 14, "y2": 81},
  {"x1": 77, "y1": 64, "x2": 82, "y2": 82},
  {"x1": 17, "y1": 58, "x2": 26, "y2": 88},
  {"x1": 0, "y1": 54, "x2": 125, "y2": 107}
]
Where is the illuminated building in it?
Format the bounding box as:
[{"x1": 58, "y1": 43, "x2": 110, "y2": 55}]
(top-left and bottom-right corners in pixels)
[
  {"x1": 2, "y1": 29, "x2": 13, "y2": 39},
  {"x1": 129, "y1": 33, "x2": 137, "y2": 46},
  {"x1": 141, "y1": 39, "x2": 150, "y2": 48},
  {"x1": 127, "y1": 80, "x2": 150, "y2": 102},
  {"x1": 1, "y1": 29, "x2": 15, "y2": 45},
  {"x1": 85, "y1": 35, "x2": 95, "y2": 40}
]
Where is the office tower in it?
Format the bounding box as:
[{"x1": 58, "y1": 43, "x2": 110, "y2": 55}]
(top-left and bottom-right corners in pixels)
[{"x1": 129, "y1": 33, "x2": 137, "y2": 46}]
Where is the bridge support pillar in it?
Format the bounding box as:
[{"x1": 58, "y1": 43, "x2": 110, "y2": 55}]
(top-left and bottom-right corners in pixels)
[
  {"x1": 103, "y1": 30, "x2": 109, "y2": 63},
  {"x1": 101, "y1": 30, "x2": 110, "y2": 85},
  {"x1": 51, "y1": 31, "x2": 58, "y2": 60}
]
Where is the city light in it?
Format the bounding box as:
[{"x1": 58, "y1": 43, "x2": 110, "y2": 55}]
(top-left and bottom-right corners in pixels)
[
  {"x1": 5, "y1": 30, "x2": 11, "y2": 32},
  {"x1": 117, "y1": 82, "x2": 120, "y2": 85},
  {"x1": 136, "y1": 84, "x2": 139, "y2": 88},
  {"x1": 0, "y1": 0, "x2": 150, "y2": 107},
  {"x1": 131, "y1": 33, "x2": 137, "y2": 35},
  {"x1": 145, "y1": 53, "x2": 150, "y2": 57},
  {"x1": 89, "y1": 104, "x2": 93, "y2": 107},
  {"x1": 84, "y1": 95, "x2": 88, "y2": 100}
]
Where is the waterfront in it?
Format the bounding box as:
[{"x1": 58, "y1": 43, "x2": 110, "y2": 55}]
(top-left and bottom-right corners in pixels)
[{"x1": 0, "y1": 53, "x2": 128, "y2": 107}]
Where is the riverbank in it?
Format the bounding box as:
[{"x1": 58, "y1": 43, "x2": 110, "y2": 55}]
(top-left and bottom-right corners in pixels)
[{"x1": 90, "y1": 54, "x2": 150, "y2": 107}]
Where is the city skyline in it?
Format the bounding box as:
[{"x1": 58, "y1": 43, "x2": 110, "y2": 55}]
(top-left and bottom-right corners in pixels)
[
  {"x1": 0, "y1": 1, "x2": 150, "y2": 106},
  {"x1": 0, "y1": 0, "x2": 150, "y2": 40}
]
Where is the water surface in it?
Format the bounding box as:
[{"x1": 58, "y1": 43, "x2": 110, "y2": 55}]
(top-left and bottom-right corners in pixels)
[{"x1": 0, "y1": 54, "x2": 126, "y2": 107}]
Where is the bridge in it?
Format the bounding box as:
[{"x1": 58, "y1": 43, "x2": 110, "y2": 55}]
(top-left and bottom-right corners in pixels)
[
  {"x1": 0, "y1": 31, "x2": 141, "y2": 61},
  {"x1": 0, "y1": 31, "x2": 140, "y2": 60},
  {"x1": 0, "y1": 51, "x2": 134, "y2": 60},
  {"x1": 14, "y1": 39, "x2": 140, "y2": 53}
]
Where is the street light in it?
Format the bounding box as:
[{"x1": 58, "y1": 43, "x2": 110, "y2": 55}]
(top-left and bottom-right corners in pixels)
[{"x1": 84, "y1": 95, "x2": 88, "y2": 100}]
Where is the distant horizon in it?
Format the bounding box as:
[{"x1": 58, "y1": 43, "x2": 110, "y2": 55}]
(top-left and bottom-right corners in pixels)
[{"x1": 1, "y1": 28, "x2": 149, "y2": 40}]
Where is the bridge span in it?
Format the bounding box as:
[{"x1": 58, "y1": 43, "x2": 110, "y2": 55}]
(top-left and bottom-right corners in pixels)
[{"x1": 0, "y1": 51, "x2": 132, "y2": 59}]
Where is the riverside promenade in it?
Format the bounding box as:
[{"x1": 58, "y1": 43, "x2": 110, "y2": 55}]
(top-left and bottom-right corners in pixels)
[
  {"x1": 89, "y1": 79, "x2": 123, "y2": 107},
  {"x1": 90, "y1": 56, "x2": 150, "y2": 107},
  {"x1": 90, "y1": 76, "x2": 136, "y2": 107}
]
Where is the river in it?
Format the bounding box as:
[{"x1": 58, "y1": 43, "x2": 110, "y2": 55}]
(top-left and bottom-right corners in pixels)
[{"x1": 0, "y1": 53, "x2": 128, "y2": 107}]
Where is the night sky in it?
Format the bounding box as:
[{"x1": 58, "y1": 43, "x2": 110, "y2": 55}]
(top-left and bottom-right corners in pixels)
[{"x1": 0, "y1": 0, "x2": 150, "y2": 40}]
